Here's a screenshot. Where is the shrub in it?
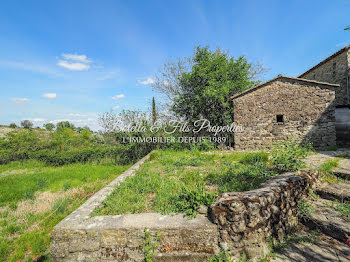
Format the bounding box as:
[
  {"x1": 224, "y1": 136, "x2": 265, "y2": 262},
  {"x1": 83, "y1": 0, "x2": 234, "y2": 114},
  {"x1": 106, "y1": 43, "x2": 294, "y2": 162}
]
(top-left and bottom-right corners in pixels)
[
  {"x1": 170, "y1": 184, "x2": 216, "y2": 218},
  {"x1": 270, "y1": 139, "x2": 312, "y2": 172},
  {"x1": 0, "y1": 130, "x2": 43, "y2": 163},
  {"x1": 9, "y1": 123, "x2": 17, "y2": 128}
]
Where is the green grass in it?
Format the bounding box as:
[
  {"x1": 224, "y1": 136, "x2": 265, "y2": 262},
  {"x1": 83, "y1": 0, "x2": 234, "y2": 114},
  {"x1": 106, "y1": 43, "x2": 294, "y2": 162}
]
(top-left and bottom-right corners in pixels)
[
  {"x1": 0, "y1": 160, "x2": 128, "y2": 262},
  {"x1": 335, "y1": 202, "x2": 350, "y2": 218},
  {"x1": 318, "y1": 159, "x2": 342, "y2": 183},
  {"x1": 94, "y1": 149, "x2": 275, "y2": 217},
  {"x1": 318, "y1": 159, "x2": 339, "y2": 173}
]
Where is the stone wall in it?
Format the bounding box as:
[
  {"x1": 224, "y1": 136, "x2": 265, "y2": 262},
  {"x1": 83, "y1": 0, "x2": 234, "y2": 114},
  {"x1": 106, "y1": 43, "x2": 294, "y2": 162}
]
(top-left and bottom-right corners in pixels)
[
  {"x1": 300, "y1": 47, "x2": 350, "y2": 106},
  {"x1": 233, "y1": 77, "x2": 337, "y2": 151},
  {"x1": 51, "y1": 153, "x2": 316, "y2": 261},
  {"x1": 210, "y1": 170, "x2": 316, "y2": 260}
]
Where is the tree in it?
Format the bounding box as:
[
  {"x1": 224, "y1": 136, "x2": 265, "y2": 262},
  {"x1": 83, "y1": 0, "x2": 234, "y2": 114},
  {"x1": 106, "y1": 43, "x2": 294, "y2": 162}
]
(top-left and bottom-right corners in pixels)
[
  {"x1": 56, "y1": 121, "x2": 76, "y2": 131},
  {"x1": 44, "y1": 123, "x2": 55, "y2": 131},
  {"x1": 152, "y1": 97, "x2": 157, "y2": 124},
  {"x1": 172, "y1": 46, "x2": 260, "y2": 127},
  {"x1": 75, "y1": 126, "x2": 92, "y2": 133},
  {"x1": 152, "y1": 49, "x2": 266, "y2": 109},
  {"x1": 21, "y1": 120, "x2": 33, "y2": 129},
  {"x1": 9, "y1": 123, "x2": 17, "y2": 128},
  {"x1": 151, "y1": 57, "x2": 192, "y2": 105}
]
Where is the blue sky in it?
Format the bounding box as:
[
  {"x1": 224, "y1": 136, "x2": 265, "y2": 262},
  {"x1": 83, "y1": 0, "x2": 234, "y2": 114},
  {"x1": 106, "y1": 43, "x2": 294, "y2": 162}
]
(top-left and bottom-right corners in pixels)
[{"x1": 1, "y1": 0, "x2": 350, "y2": 130}]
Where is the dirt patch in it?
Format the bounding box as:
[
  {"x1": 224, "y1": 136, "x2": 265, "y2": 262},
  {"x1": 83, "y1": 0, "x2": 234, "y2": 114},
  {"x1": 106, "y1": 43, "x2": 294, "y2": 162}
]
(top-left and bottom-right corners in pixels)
[
  {"x1": 0, "y1": 169, "x2": 34, "y2": 178},
  {"x1": 12, "y1": 188, "x2": 85, "y2": 217}
]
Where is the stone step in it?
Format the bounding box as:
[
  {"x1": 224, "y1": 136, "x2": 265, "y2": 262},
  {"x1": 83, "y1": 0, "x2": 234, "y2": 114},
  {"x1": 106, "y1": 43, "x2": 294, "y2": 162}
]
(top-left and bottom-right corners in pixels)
[
  {"x1": 301, "y1": 199, "x2": 350, "y2": 243},
  {"x1": 333, "y1": 167, "x2": 350, "y2": 180},
  {"x1": 315, "y1": 182, "x2": 350, "y2": 202},
  {"x1": 272, "y1": 232, "x2": 350, "y2": 262}
]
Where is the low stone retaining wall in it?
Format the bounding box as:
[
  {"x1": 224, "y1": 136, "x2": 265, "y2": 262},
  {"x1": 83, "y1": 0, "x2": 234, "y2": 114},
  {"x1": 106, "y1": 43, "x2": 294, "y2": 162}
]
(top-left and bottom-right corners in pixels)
[
  {"x1": 50, "y1": 153, "x2": 219, "y2": 261},
  {"x1": 210, "y1": 170, "x2": 316, "y2": 260},
  {"x1": 50, "y1": 153, "x2": 316, "y2": 261}
]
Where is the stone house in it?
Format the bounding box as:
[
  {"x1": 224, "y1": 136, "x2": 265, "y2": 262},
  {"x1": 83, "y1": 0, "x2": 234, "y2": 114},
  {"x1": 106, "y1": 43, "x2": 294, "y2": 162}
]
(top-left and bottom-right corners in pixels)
[
  {"x1": 232, "y1": 76, "x2": 338, "y2": 150},
  {"x1": 231, "y1": 46, "x2": 350, "y2": 150},
  {"x1": 299, "y1": 45, "x2": 350, "y2": 146}
]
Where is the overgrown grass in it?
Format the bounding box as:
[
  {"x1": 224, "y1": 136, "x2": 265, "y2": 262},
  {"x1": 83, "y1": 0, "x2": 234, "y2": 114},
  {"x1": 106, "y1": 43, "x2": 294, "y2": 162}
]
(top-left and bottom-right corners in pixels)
[
  {"x1": 94, "y1": 150, "x2": 275, "y2": 217},
  {"x1": 0, "y1": 160, "x2": 128, "y2": 262}
]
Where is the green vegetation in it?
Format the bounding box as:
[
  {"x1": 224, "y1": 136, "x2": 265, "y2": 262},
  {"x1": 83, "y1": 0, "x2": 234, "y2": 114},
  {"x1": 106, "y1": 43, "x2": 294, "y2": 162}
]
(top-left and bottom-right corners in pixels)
[
  {"x1": 0, "y1": 160, "x2": 128, "y2": 262},
  {"x1": 297, "y1": 199, "x2": 315, "y2": 219},
  {"x1": 318, "y1": 159, "x2": 339, "y2": 173},
  {"x1": 0, "y1": 127, "x2": 151, "y2": 166},
  {"x1": 335, "y1": 202, "x2": 350, "y2": 218},
  {"x1": 96, "y1": 152, "x2": 259, "y2": 217},
  {"x1": 270, "y1": 139, "x2": 312, "y2": 172},
  {"x1": 94, "y1": 150, "x2": 270, "y2": 217},
  {"x1": 143, "y1": 229, "x2": 159, "y2": 262},
  {"x1": 207, "y1": 249, "x2": 232, "y2": 262},
  {"x1": 95, "y1": 139, "x2": 310, "y2": 217},
  {"x1": 318, "y1": 159, "x2": 343, "y2": 183}
]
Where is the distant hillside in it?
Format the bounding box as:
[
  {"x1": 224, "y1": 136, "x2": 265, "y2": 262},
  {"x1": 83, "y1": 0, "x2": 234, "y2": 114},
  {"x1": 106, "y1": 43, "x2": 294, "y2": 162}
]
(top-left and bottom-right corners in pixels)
[
  {"x1": 0, "y1": 126, "x2": 19, "y2": 137},
  {"x1": 0, "y1": 126, "x2": 49, "y2": 138}
]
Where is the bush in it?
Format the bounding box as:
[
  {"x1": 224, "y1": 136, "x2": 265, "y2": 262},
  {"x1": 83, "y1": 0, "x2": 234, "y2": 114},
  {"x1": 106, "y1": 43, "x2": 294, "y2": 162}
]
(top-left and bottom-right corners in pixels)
[
  {"x1": 270, "y1": 139, "x2": 312, "y2": 172},
  {"x1": 28, "y1": 143, "x2": 152, "y2": 166},
  {"x1": 9, "y1": 123, "x2": 17, "y2": 128},
  {"x1": 0, "y1": 130, "x2": 43, "y2": 163},
  {"x1": 170, "y1": 184, "x2": 216, "y2": 218}
]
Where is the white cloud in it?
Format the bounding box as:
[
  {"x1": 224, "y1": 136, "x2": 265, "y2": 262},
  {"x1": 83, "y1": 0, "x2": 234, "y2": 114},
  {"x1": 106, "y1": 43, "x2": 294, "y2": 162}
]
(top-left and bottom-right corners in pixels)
[
  {"x1": 112, "y1": 106, "x2": 120, "y2": 110},
  {"x1": 42, "y1": 93, "x2": 57, "y2": 99},
  {"x1": 112, "y1": 94, "x2": 125, "y2": 100},
  {"x1": 24, "y1": 118, "x2": 46, "y2": 122},
  {"x1": 57, "y1": 53, "x2": 92, "y2": 71},
  {"x1": 11, "y1": 97, "x2": 29, "y2": 104},
  {"x1": 61, "y1": 53, "x2": 91, "y2": 63},
  {"x1": 138, "y1": 77, "x2": 155, "y2": 85},
  {"x1": 57, "y1": 60, "x2": 90, "y2": 71},
  {"x1": 67, "y1": 113, "x2": 85, "y2": 117}
]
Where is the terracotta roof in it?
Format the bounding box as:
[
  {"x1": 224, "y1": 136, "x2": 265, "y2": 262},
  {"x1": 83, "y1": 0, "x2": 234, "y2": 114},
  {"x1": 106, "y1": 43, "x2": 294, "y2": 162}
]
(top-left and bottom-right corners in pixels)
[
  {"x1": 298, "y1": 45, "x2": 350, "y2": 78},
  {"x1": 230, "y1": 75, "x2": 340, "y2": 100}
]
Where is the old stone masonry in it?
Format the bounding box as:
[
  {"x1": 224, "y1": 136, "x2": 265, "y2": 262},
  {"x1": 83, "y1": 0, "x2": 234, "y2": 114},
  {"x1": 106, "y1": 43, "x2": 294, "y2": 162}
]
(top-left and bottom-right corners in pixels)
[{"x1": 232, "y1": 46, "x2": 350, "y2": 150}]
